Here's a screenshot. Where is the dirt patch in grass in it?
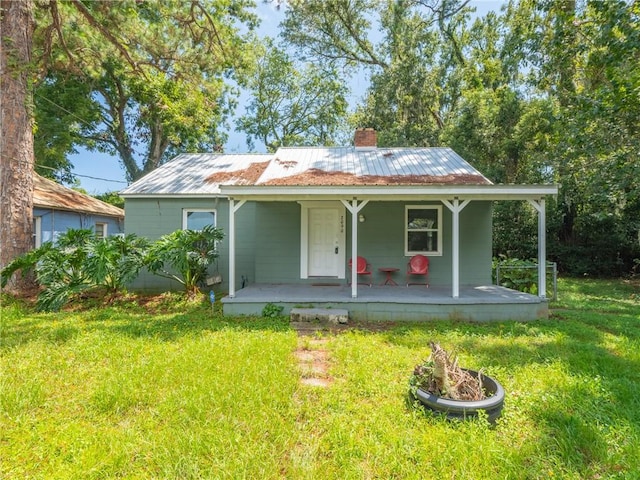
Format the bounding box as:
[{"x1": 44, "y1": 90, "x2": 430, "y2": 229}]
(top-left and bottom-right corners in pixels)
[{"x1": 295, "y1": 337, "x2": 333, "y2": 387}]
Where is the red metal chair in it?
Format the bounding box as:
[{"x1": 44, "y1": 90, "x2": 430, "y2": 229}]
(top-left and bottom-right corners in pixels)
[
  {"x1": 407, "y1": 254, "x2": 429, "y2": 287},
  {"x1": 348, "y1": 256, "x2": 372, "y2": 287}
]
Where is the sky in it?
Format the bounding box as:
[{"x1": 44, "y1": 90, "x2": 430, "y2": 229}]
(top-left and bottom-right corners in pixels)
[{"x1": 69, "y1": 1, "x2": 506, "y2": 195}]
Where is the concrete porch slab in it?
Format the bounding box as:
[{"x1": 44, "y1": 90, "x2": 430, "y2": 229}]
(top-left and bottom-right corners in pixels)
[{"x1": 222, "y1": 284, "x2": 549, "y2": 322}]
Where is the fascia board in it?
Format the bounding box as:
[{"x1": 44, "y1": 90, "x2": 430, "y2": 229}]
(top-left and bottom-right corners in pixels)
[
  {"x1": 120, "y1": 193, "x2": 227, "y2": 199},
  {"x1": 220, "y1": 184, "x2": 559, "y2": 201}
]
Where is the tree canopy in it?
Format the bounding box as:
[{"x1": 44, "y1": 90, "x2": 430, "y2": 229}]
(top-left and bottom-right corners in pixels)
[
  {"x1": 236, "y1": 40, "x2": 349, "y2": 151},
  {"x1": 280, "y1": 0, "x2": 640, "y2": 275},
  {"x1": 3, "y1": 0, "x2": 639, "y2": 283},
  {"x1": 33, "y1": 0, "x2": 259, "y2": 182}
]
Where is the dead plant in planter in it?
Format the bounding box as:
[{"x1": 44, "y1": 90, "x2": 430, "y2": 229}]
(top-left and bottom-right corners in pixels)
[{"x1": 410, "y1": 341, "x2": 486, "y2": 401}]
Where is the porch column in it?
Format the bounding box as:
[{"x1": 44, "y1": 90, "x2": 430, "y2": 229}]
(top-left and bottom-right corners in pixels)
[
  {"x1": 341, "y1": 198, "x2": 369, "y2": 298},
  {"x1": 228, "y1": 198, "x2": 246, "y2": 298},
  {"x1": 528, "y1": 198, "x2": 547, "y2": 299},
  {"x1": 443, "y1": 198, "x2": 470, "y2": 298}
]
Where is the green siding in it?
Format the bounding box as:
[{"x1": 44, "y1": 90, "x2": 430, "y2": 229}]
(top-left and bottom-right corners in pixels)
[
  {"x1": 352, "y1": 201, "x2": 492, "y2": 286},
  {"x1": 459, "y1": 201, "x2": 493, "y2": 285},
  {"x1": 125, "y1": 197, "x2": 492, "y2": 292},
  {"x1": 254, "y1": 203, "x2": 301, "y2": 283},
  {"x1": 124, "y1": 197, "x2": 256, "y2": 292}
]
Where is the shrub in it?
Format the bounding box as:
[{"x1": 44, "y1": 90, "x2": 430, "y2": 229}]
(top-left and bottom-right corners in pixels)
[
  {"x1": 1, "y1": 230, "x2": 149, "y2": 311},
  {"x1": 262, "y1": 303, "x2": 284, "y2": 318},
  {"x1": 84, "y1": 234, "x2": 150, "y2": 294},
  {"x1": 145, "y1": 225, "x2": 224, "y2": 298},
  {"x1": 492, "y1": 257, "x2": 539, "y2": 294}
]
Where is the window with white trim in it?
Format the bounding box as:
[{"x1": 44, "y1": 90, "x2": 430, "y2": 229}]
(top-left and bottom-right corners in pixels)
[
  {"x1": 183, "y1": 209, "x2": 216, "y2": 230},
  {"x1": 95, "y1": 222, "x2": 108, "y2": 239},
  {"x1": 405, "y1": 205, "x2": 442, "y2": 256},
  {"x1": 33, "y1": 216, "x2": 42, "y2": 248}
]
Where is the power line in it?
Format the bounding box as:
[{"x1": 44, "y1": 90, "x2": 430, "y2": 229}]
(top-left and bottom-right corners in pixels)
[
  {"x1": 75, "y1": 173, "x2": 127, "y2": 184},
  {"x1": 5, "y1": 158, "x2": 128, "y2": 185},
  {"x1": 35, "y1": 164, "x2": 127, "y2": 184},
  {"x1": 34, "y1": 92, "x2": 96, "y2": 129}
]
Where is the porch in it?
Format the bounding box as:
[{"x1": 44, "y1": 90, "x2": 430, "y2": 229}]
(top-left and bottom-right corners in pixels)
[{"x1": 221, "y1": 283, "x2": 548, "y2": 322}]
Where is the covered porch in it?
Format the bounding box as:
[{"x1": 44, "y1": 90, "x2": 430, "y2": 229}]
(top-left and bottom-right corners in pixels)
[
  {"x1": 220, "y1": 184, "x2": 557, "y2": 323},
  {"x1": 221, "y1": 283, "x2": 548, "y2": 322}
]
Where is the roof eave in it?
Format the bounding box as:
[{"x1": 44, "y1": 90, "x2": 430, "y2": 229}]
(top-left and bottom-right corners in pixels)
[
  {"x1": 119, "y1": 192, "x2": 227, "y2": 199},
  {"x1": 34, "y1": 203, "x2": 125, "y2": 218},
  {"x1": 219, "y1": 184, "x2": 559, "y2": 201}
]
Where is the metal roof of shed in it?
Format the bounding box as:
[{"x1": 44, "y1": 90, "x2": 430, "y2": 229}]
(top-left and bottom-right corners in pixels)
[{"x1": 120, "y1": 147, "x2": 492, "y2": 196}]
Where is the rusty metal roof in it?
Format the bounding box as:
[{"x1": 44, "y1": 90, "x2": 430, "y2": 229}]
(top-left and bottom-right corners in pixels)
[
  {"x1": 257, "y1": 147, "x2": 491, "y2": 186},
  {"x1": 34, "y1": 174, "x2": 124, "y2": 218},
  {"x1": 120, "y1": 153, "x2": 273, "y2": 195},
  {"x1": 120, "y1": 147, "x2": 491, "y2": 196}
]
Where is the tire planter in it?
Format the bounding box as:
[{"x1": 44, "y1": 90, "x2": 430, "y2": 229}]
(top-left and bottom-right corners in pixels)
[{"x1": 413, "y1": 369, "x2": 505, "y2": 424}]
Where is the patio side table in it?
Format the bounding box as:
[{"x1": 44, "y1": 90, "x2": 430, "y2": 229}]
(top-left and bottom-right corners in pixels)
[{"x1": 378, "y1": 267, "x2": 400, "y2": 286}]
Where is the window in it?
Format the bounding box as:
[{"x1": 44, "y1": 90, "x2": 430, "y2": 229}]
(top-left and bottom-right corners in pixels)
[
  {"x1": 33, "y1": 216, "x2": 42, "y2": 248},
  {"x1": 405, "y1": 205, "x2": 442, "y2": 256},
  {"x1": 95, "y1": 222, "x2": 108, "y2": 239},
  {"x1": 183, "y1": 209, "x2": 216, "y2": 230}
]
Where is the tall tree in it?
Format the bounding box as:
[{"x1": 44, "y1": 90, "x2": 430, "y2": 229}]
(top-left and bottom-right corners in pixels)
[
  {"x1": 236, "y1": 41, "x2": 349, "y2": 151},
  {"x1": 33, "y1": 0, "x2": 257, "y2": 182},
  {"x1": 502, "y1": 0, "x2": 640, "y2": 274},
  {"x1": 1, "y1": 0, "x2": 257, "y2": 293},
  {"x1": 283, "y1": 0, "x2": 474, "y2": 146},
  {"x1": 1, "y1": 0, "x2": 35, "y2": 292}
]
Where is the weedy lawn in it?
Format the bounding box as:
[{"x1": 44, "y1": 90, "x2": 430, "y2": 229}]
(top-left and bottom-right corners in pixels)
[{"x1": 1, "y1": 279, "x2": 639, "y2": 479}]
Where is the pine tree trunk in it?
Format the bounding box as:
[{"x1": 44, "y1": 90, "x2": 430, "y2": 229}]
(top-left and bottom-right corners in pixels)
[{"x1": 0, "y1": 0, "x2": 35, "y2": 293}]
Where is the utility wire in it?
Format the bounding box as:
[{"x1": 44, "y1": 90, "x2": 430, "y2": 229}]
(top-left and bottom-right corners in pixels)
[
  {"x1": 5, "y1": 157, "x2": 128, "y2": 185},
  {"x1": 34, "y1": 92, "x2": 97, "y2": 129},
  {"x1": 23, "y1": 93, "x2": 131, "y2": 184}
]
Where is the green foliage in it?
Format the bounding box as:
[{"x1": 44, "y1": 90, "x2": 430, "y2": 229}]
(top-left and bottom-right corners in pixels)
[
  {"x1": 94, "y1": 191, "x2": 124, "y2": 209},
  {"x1": 237, "y1": 40, "x2": 349, "y2": 151},
  {"x1": 1, "y1": 229, "x2": 95, "y2": 311},
  {"x1": 261, "y1": 302, "x2": 284, "y2": 318},
  {"x1": 32, "y1": 0, "x2": 259, "y2": 181},
  {"x1": 492, "y1": 257, "x2": 539, "y2": 294},
  {"x1": 146, "y1": 225, "x2": 224, "y2": 297},
  {"x1": 84, "y1": 234, "x2": 150, "y2": 294},
  {"x1": 492, "y1": 202, "x2": 538, "y2": 260},
  {"x1": 0, "y1": 230, "x2": 149, "y2": 311},
  {"x1": 408, "y1": 358, "x2": 436, "y2": 398},
  {"x1": 33, "y1": 74, "x2": 102, "y2": 183}
]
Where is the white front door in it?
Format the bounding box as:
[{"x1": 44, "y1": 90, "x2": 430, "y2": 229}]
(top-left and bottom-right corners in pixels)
[{"x1": 307, "y1": 207, "x2": 342, "y2": 277}]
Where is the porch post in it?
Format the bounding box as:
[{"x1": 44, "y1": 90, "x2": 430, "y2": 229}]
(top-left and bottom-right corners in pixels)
[
  {"x1": 340, "y1": 199, "x2": 369, "y2": 298},
  {"x1": 351, "y1": 199, "x2": 358, "y2": 298},
  {"x1": 528, "y1": 198, "x2": 547, "y2": 299},
  {"x1": 443, "y1": 198, "x2": 470, "y2": 298},
  {"x1": 228, "y1": 198, "x2": 246, "y2": 298}
]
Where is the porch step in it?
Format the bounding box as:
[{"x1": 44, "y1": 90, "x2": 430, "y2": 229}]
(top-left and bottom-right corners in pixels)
[{"x1": 290, "y1": 308, "x2": 349, "y2": 325}]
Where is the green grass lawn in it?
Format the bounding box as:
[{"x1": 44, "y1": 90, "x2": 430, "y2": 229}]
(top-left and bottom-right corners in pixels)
[{"x1": 1, "y1": 279, "x2": 639, "y2": 479}]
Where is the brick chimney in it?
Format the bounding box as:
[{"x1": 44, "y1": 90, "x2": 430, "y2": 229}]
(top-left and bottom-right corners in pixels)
[{"x1": 354, "y1": 128, "x2": 377, "y2": 150}]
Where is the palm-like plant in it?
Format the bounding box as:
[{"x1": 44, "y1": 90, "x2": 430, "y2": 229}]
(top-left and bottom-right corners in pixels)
[
  {"x1": 84, "y1": 234, "x2": 150, "y2": 295},
  {"x1": 145, "y1": 225, "x2": 224, "y2": 297},
  {"x1": 1, "y1": 229, "x2": 150, "y2": 311},
  {"x1": 1, "y1": 229, "x2": 94, "y2": 311}
]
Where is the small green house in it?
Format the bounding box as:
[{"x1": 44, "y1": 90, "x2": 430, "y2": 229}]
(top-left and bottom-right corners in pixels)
[{"x1": 121, "y1": 129, "x2": 557, "y2": 321}]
